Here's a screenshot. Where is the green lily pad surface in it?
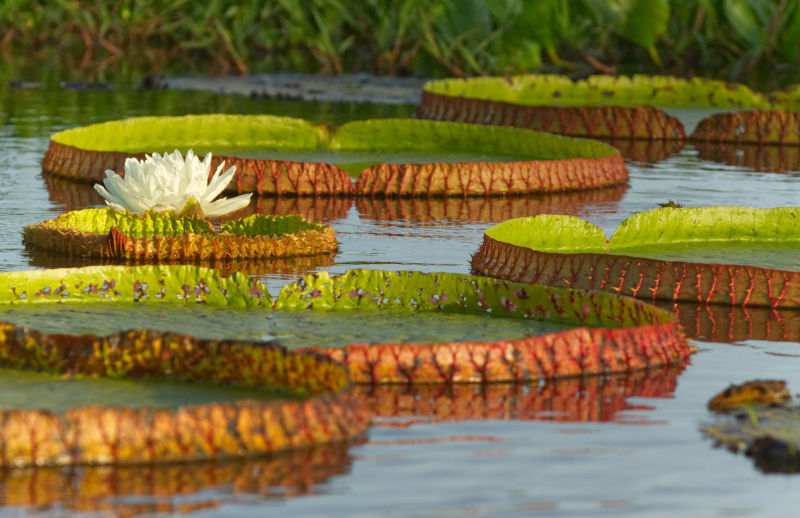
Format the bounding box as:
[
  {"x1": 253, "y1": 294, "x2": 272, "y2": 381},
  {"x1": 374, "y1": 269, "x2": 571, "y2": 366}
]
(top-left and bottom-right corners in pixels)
[
  {"x1": 423, "y1": 74, "x2": 771, "y2": 109},
  {"x1": 43, "y1": 114, "x2": 626, "y2": 196},
  {"x1": 486, "y1": 207, "x2": 800, "y2": 271},
  {"x1": 206, "y1": 149, "x2": 530, "y2": 178},
  {"x1": 417, "y1": 74, "x2": 800, "y2": 142},
  {"x1": 23, "y1": 207, "x2": 338, "y2": 265},
  {"x1": 0, "y1": 368, "x2": 295, "y2": 413},
  {"x1": 0, "y1": 303, "x2": 576, "y2": 349},
  {"x1": 474, "y1": 206, "x2": 800, "y2": 308},
  {"x1": 0, "y1": 265, "x2": 691, "y2": 384},
  {"x1": 46, "y1": 207, "x2": 325, "y2": 238},
  {"x1": 50, "y1": 115, "x2": 614, "y2": 163}
]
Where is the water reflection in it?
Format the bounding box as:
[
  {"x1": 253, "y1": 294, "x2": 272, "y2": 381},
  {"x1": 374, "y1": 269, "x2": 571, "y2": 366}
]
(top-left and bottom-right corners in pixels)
[
  {"x1": 0, "y1": 443, "x2": 359, "y2": 516},
  {"x1": 25, "y1": 247, "x2": 336, "y2": 278},
  {"x1": 693, "y1": 142, "x2": 800, "y2": 174},
  {"x1": 603, "y1": 138, "x2": 685, "y2": 164},
  {"x1": 659, "y1": 302, "x2": 800, "y2": 343},
  {"x1": 356, "y1": 184, "x2": 628, "y2": 226},
  {"x1": 354, "y1": 364, "x2": 687, "y2": 426}
]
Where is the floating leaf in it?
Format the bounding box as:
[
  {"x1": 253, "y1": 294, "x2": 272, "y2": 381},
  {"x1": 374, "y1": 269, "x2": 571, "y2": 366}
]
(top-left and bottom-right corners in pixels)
[{"x1": 473, "y1": 206, "x2": 800, "y2": 307}]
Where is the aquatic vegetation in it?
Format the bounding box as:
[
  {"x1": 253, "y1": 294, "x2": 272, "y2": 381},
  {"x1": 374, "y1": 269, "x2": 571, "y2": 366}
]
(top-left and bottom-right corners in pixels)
[
  {"x1": 94, "y1": 149, "x2": 251, "y2": 217},
  {"x1": 23, "y1": 208, "x2": 337, "y2": 262},
  {"x1": 0, "y1": 265, "x2": 366, "y2": 466},
  {"x1": 704, "y1": 380, "x2": 800, "y2": 474},
  {"x1": 277, "y1": 269, "x2": 692, "y2": 383},
  {"x1": 472, "y1": 206, "x2": 800, "y2": 308},
  {"x1": 418, "y1": 74, "x2": 800, "y2": 146},
  {"x1": 0, "y1": 265, "x2": 691, "y2": 384},
  {"x1": 707, "y1": 380, "x2": 790, "y2": 413},
  {"x1": 691, "y1": 110, "x2": 800, "y2": 145},
  {"x1": 417, "y1": 75, "x2": 774, "y2": 140},
  {"x1": 0, "y1": 264, "x2": 693, "y2": 465},
  {"x1": 42, "y1": 114, "x2": 627, "y2": 196}
]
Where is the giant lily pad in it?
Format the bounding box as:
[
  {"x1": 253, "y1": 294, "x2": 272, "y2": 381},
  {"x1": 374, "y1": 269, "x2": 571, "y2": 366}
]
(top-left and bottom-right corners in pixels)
[
  {"x1": 0, "y1": 266, "x2": 367, "y2": 466},
  {"x1": 277, "y1": 269, "x2": 692, "y2": 383},
  {"x1": 23, "y1": 207, "x2": 337, "y2": 263},
  {"x1": 416, "y1": 75, "x2": 771, "y2": 140},
  {"x1": 472, "y1": 206, "x2": 800, "y2": 308},
  {"x1": 691, "y1": 110, "x2": 800, "y2": 145},
  {"x1": 41, "y1": 114, "x2": 627, "y2": 196},
  {"x1": 0, "y1": 265, "x2": 690, "y2": 387}
]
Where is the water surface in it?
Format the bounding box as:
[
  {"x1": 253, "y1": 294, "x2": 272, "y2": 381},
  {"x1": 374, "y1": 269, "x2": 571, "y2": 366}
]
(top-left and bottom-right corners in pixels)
[{"x1": 2, "y1": 84, "x2": 800, "y2": 517}]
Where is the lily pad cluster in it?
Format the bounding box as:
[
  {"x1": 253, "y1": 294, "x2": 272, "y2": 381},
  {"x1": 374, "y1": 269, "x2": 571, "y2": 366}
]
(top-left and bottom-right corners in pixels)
[
  {"x1": 23, "y1": 207, "x2": 337, "y2": 262},
  {"x1": 0, "y1": 265, "x2": 365, "y2": 466},
  {"x1": 42, "y1": 114, "x2": 627, "y2": 196},
  {"x1": 417, "y1": 74, "x2": 800, "y2": 145},
  {"x1": 0, "y1": 264, "x2": 694, "y2": 466},
  {"x1": 472, "y1": 206, "x2": 800, "y2": 308}
]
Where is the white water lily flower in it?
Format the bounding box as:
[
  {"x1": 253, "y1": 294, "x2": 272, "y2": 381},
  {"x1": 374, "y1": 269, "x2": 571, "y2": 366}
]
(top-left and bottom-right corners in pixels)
[{"x1": 93, "y1": 149, "x2": 251, "y2": 217}]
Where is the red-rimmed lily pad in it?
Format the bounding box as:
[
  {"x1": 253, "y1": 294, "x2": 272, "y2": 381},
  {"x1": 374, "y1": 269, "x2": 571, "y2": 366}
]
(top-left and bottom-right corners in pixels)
[
  {"x1": 23, "y1": 207, "x2": 337, "y2": 263},
  {"x1": 41, "y1": 114, "x2": 627, "y2": 196},
  {"x1": 0, "y1": 265, "x2": 366, "y2": 466},
  {"x1": 472, "y1": 206, "x2": 800, "y2": 308},
  {"x1": 416, "y1": 75, "x2": 771, "y2": 140},
  {"x1": 275, "y1": 269, "x2": 691, "y2": 383},
  {"x1": 0, "y1": 265, "x2": 690, "y2": 386},
  {"x1": 691, "y1": 110, "x2": 800, "y2": 145}
]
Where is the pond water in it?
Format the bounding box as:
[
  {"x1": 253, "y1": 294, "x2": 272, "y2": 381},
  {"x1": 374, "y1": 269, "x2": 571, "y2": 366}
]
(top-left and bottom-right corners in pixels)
[{"x1": 2, "y1": 84, "x2": 800, "y2": 516}]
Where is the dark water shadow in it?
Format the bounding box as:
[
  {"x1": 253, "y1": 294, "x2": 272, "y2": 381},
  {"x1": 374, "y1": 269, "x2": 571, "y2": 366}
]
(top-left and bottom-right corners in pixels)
[
  {"x1": 353, "y1": 364, "x2": 687, "y2": 426},
  {"x1": 0, "y1": 442, "x2": 360, "y2": 516}
]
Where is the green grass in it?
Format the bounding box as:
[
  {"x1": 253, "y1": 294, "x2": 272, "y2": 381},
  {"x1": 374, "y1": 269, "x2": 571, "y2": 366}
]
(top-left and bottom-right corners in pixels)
[{"x1": 1, "y1": 0, "x2": 799, "y2": 87}]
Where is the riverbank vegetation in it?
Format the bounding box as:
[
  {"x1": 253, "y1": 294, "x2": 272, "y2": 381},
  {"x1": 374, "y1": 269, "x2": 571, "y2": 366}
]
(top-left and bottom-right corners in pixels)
[{"x1": 2, "y1": 0, "x2": 799, "y2": 87}]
